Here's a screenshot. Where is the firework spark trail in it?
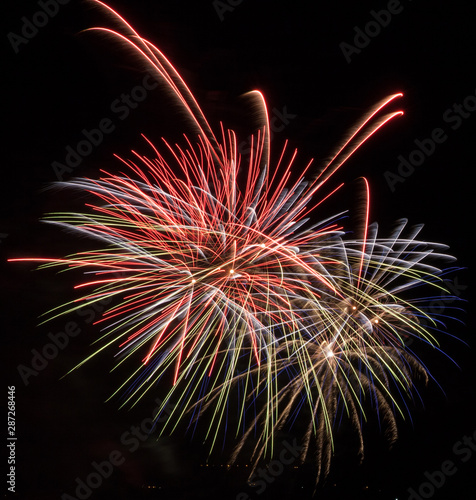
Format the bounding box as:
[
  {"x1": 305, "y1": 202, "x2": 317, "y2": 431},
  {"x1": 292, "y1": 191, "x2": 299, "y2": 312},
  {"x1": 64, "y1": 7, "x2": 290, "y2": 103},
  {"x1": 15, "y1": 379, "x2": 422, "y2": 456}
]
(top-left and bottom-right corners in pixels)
[{"x1": 7, "y1": 0, "x2": 462, "y2": 483}]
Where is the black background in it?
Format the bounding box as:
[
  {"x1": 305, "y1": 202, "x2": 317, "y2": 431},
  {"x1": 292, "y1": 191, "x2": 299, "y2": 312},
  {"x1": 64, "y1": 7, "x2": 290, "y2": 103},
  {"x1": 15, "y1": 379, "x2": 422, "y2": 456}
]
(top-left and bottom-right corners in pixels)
[{"x1": 2, "y1": 1, "x2": 475, "y2": 499}]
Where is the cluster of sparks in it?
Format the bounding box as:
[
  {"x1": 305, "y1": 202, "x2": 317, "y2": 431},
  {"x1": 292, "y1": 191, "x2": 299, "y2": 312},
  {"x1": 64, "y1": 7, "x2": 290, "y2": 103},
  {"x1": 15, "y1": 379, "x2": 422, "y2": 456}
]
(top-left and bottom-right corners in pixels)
[{"x1": 11, "y1": 1, "x2": 461, "y2": 482}]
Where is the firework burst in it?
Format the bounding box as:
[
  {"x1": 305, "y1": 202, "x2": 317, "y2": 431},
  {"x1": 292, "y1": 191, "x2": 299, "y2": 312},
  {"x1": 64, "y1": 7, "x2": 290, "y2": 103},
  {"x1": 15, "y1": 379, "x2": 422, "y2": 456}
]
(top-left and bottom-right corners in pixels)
[
  {"x1": 8, "y1": 0, "x2": 461, "y2": 484},
  {"x1": 224, "y1": 218, "x2": 458, "y2": 481}
]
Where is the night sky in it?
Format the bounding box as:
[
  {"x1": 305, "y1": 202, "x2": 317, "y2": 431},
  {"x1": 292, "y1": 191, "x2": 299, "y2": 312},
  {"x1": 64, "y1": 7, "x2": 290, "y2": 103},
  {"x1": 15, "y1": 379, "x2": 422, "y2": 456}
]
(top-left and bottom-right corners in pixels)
[{"x1": 3, "y1": 1, "x2": 476, "y2": 499}]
